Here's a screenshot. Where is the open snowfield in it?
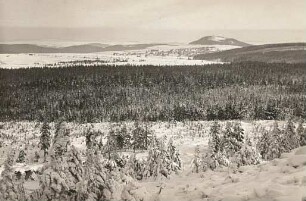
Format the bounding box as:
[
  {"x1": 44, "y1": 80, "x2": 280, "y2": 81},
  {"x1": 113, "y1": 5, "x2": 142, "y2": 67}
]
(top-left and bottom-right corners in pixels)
[
  {"x1": 0, "y1": 44, "x2": 240, "y2": 68},
  {"x1": 0, "y1": 52, "x2": 218, "y2": 68},
  {"x1": 1, "y1": 120, "x2": 305, "y2": 200}
]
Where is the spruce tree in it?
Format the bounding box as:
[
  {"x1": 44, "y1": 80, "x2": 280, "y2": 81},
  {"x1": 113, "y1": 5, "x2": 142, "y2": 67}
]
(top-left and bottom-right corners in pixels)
[
  {"x1": 132, "y1": 122, "x2": 147, "y2": 150},
  {"x1": 0, "y1": 149, "x2": 26, "y2": 201},
  {"x1": 224, "y1": 122, "x2": 244, "y2": 155},
  {"x1": 143, "y1": 123, "x2": 152, "y2": 149},
  {"x1": 257, "y1": 129, "x2": 268, "y2": 159},
  {"x1": 192, "y1": 145, "x2": 201, "y2": 173},
  {"x1": 268, "y1": 121, "x2": 284, "y2": 159},
  {"x1": 233, "y1": 122, "x2": 244, "y2": 144},
  {"x1": 117, "y1": 124, "x2": 127, "y2": 150},
  {"x1": 167, "y1": 138, "x2": 181, "y2": 170},
  {"x1": 28, "y1": 144, "x2": 141, "y2": 201},
  {"x1": 222, "y1": 122, "x2": 244, "y2": 157},
  {"x1": 208, "y1": 121, "x2": 221, "y2": 154},
  {"x1": 235, "y1": 136, "x2": 260, "y2": 166},
  {"x1": 52, "y1": 121, "x2": 70, "y2": 159},
  {"x1": 33, "y1": 146, "x2": 87, "y2": 201},
  {"x1": 222, "y1": 122, "x2": 235, "y2": 155},
  {"x1": 142, "y1": 137, "x2": 181, "y2": 179},
  {"x1": 107, "y1": 125, "x2": 118, "y2": 155},
  {"x1": 85, "y1": 125, "x2": 99, "y2": 151},
  {"x1": 16, "y1": 149, "x2": 26, "y2": 163},
  {"x1": 34, "y1": 151, "x2": 40, "y2": 163},
  {"x1": 296, "y1": 119, "x2": 305, "y2": 146},
  {"x1": 40, "y1": 121, "x2": 51, "y2": 162},
  {"x1": 282, "y1": 118, "x2": 298, "y2": 151},
  {"x1": 202, "y1": 121, "x2": 229, "y2": 171}
]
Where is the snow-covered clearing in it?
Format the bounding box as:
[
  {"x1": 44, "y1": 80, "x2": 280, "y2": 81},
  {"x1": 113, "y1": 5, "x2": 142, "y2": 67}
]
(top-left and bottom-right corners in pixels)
[
  {"x1": 0, "y1": 44, "x2": 239, "y2": 68},
  {"x1": 0, "y1": 52, "x2": 216, "y2": 68},
  {"x1": 0, "y1": 120, "x2": 279, "y2": 163},
  {"x1": 0, "y1": 120, "x2": 284, "y2": 173},
  {"x1": 1, "y1": 120, "x2": 305, "y2": 200}
]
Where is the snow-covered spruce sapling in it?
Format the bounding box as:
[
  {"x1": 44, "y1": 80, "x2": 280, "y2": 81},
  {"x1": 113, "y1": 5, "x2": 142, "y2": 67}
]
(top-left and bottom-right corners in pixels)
[
  {"x1": 105, "y1": 125, "x2": 118, "y2": 159},
  {"x1": 234, "y1": 136, "x2": 261, "y2": 167},
  {"x1": 192, "y1": 145, "x2": 201, "y2": 173},
  {"x1": 0, "y1": 149, "x2": 26, "y2": 201},
  {"x1": 269, "y1": 121, "x2": 284, "y2": 159},
  {"x1": 132, "y1": 122, "x2": 150, "y2": 151},
  {"x1": 257, "y1": 129, "x2": 270, "y2": 160},
  {"x1": 31, "y1": 146, "x2": 87, "y2": 201},
  {"x1": 116, "y1": 125, "x2": 127, "y2": 150},
  {"x1": 85, "y1": 125, "x2": 95, "y2": 150},
  {"x1": 124, "y1": 154, "x2": 145, "y2": 180},
  {"x1": 296, "y1": 119, "x2": 306, "y2": 146},
  {"x1": 200, "y1": 121, "x2": 223, "y2": 171},
  {"x1": 222, "y1": 122, "x2": 235, "y2": 156},
  {"x1": 208, "y1": 121, "x2": 222, "y2": 154},
  {"x1": 143, "y1": 136, "x2": 182, "y2": 179},
  {"x1": 202, "y1": 121, "x2": 258, "y2": 171},
  {"x1": 235, "y1": 122, "x2": 244, "y2": 138},
  {"x1": 39, "y1": 121, "x2": 51, "y2": 162},
  {"x1": 16, "y1": 149, "x2": 26, "y2": 163},
  {"x1": 223, "y1": 122, "x2": 245, "y2": 159},
  {"x1": 51, "y1": 121, "x2": 70, "y2": 160},
  {"x1": 34, "y1": 151, "x2": 40, "y2": 163},
  {"x1": 258, "y1": 121, "x2": 284, "y2": 161},
  {"x1": 282, "y1": 118, "x2": 299, "y2": 152},
  {"x1": 167, "y1": 137, "x2": 182, "y2": 172}
]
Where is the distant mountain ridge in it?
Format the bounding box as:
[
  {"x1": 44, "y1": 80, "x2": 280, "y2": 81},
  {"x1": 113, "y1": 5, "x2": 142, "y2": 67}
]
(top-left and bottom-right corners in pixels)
[
  {"x1": 193, "y1": 43, "x2": 306, "y2": 63},
  {"x1": 189, "y1": 36, "x2": 250, "y2": 47},
  {"x1": 0, "y1": 43, "x2": 166, "y2": 54}
]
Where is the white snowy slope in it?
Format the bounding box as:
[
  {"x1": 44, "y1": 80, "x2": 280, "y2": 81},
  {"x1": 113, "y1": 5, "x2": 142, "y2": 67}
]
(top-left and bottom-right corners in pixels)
[
  {"x1": 0, "y1": 53, "x2": 218, "y2": 68},
  {"x1": 0, "y1": 44, "x2": 241, "y2": 68},
  {"x1": 209, "y1": 36, "x2": 227, "y2": 41},
  {"x1": 142, "y1": 146, "x2": 306, "y2": 201},
  {"x1": 189, "y1": 35, "x2": 251, "y2": 47}
]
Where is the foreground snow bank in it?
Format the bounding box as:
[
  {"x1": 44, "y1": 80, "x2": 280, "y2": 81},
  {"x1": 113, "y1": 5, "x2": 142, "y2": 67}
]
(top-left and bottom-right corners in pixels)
[
  {"x1": 15, "y1": 146, "x2": 306, "y2": 201},
  {"x1": 141, "y1": 146, "x2": 306, "y2": 201}
]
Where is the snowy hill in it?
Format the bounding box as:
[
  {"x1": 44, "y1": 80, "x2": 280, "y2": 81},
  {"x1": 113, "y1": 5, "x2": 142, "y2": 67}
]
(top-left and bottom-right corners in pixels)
[
  {"x1": 194, "y1": 43, "x2": 306, "y2": 63},
  {"x1": 189, "y1": 36, "x2": 251, "y2": 47},
  {"x1": 0, "y1": 43, "x2": 166, "y2": 54}
]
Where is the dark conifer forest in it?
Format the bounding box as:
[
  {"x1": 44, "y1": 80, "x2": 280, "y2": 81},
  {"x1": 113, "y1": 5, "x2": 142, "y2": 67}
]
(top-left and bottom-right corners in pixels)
[{"x1": 0, "y1": 62, "x2": 305, "y2": 122}]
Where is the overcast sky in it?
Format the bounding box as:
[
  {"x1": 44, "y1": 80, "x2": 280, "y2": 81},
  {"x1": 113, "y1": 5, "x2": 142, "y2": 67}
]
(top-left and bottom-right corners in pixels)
[{"x1": 0, "y1": 0, "x2": 305, "y2": 43}]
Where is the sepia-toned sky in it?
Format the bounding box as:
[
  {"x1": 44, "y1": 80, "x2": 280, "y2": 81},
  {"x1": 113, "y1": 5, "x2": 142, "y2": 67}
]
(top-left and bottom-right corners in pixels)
[{"x1": 0, "y1": 0, "x2": 305, "y2": 43}]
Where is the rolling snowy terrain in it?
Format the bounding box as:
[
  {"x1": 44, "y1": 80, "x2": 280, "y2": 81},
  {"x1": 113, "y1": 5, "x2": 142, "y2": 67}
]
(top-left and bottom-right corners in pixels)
[
  {"x1": 0, "y1": 36, "x2": 305, "y2": 201},
  {"x1": 1, "y1": 0, "x2": 305, "y2": 200},
  {"x1": 0, "y1": 38, "x2": 241, "y2": 68}
]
